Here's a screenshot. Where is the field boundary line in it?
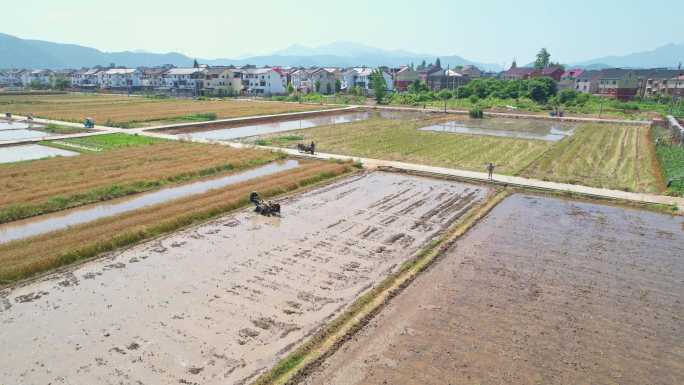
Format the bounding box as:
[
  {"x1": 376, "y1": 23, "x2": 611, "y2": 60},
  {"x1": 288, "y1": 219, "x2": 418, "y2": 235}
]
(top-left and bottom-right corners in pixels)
[{"x1": 251, "y1": 190, "x2": 508, "y2": 385}]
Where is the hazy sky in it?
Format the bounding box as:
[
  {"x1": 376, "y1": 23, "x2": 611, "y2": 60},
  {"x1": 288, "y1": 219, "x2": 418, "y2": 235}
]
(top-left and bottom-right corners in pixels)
[{"x1": 4, "y1": 0, "x2": 683, "y2": 65}]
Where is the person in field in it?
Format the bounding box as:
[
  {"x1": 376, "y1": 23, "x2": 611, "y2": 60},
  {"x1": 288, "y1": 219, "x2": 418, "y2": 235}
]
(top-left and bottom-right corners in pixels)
[{"x1": 486, "y1": 162, "x2": 495, "y2": 180}]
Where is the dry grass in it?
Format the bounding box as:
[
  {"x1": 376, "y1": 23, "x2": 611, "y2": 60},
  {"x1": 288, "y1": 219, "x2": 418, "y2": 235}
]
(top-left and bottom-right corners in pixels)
[
  {"x1": 0, "y1": 93, "x2": 330, "y2": 127},
  {"x1": 522, "y1": 123, "x2": 662, "y2": 193},
  {"x1": 260, "y1": 116, "x2": 553, "y2": 175},
  {"x1": 0, "y1": 160, "x2": 353, "y2": 283},
  {"x1": 0, "y1": 140, "x2": 281, "y2": 222}
]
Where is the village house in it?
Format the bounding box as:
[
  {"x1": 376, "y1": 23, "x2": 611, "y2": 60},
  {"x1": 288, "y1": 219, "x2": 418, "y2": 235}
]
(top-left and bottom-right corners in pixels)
[
  {"x1": 460, "y1": 65, "x2": 482, "y2": 78},
  {"x1": 559, "y1": 68, "x2": 584, "y2": 89},
  {"x1": 342, "y1": 67, "x2": 394, "y2": 93},
  {"x1": 502, "y1": 64, "x2": 535, "y2": 80},
  {"x1": 139, "y1": 67, "x2": 169, "y2": 90},
  {"x1": 666, "y1": 75, "x2": 684, "y2": 97},
  {"x1": 23, "y1": 69, "x2": 53, "y2": 87},
  {"x1": 241, "y1": 67, "x2": 286, "y2": 95},
  {"x1": 418, "y1": 65, "x2": 445, "y2": 91},
  {"x1": 445, "y1": 69, "x2": 469, "y2": 90},
  {"x1": 394, "y1": 66, "x2": 419, "y2": 92},
  {"x1": 575, "y1": 70, "x2": 599, "y2": 94},
  {"x1": 532, "y1": 65, "x2": 564, "y2": 81},
  {"x1": 309, "y1": 68, "x2": 336, "y2": 94},
  {"x1": 101, "y1": 68, "x2": 142, "y2": 90},
  {"x1": 202, "y1": 67, "x2": 242, "y2": 96},
  {"x1": 162, "y1": 67, "x2": 207, "y2": 94},
  {"x1": 595, "y1": 68, "x2": 639, "y2": 100},
  {"x1": 633, "y1": 69, "x2": 683, "y2": 98},
  {"x1": 290, "y1": 68, "x2": 313, "y2": 92}
]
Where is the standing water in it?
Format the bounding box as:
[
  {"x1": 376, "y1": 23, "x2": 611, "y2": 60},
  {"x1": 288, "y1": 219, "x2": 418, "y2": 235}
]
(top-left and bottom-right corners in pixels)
[
  {"x1": 0, "y1": 144, "x2": 79, "y2": 164},
  {"x1": 0, "y1": 160, "x2": 300, "y2": 244}
]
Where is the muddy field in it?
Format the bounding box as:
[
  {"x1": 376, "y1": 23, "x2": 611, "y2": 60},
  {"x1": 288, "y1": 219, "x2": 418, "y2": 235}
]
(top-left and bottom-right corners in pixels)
[
  {"x1": 0, "y1": 172, "x2": 489, "y2": 385},
  {"x1": 301, "y1": 194, "x2": 684, "y2": 385}
]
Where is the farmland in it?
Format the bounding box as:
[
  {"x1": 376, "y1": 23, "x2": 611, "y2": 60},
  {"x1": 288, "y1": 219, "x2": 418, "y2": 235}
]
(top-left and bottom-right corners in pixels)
[
  {"x1": 0, "y1": 172, "x2": 492, "y2": 385},
  {"x1": 256, "y1": 116, "x2": 554, "y2": 175},
  {"x1": 521, "y1": 123, "x2": 662, "y2": 193},
  {"x1": 300, "y1": 194, "x2": 684, "y2": 385},
  {"x1": 0, "y1": 134, "x2": 282, "y2": 222},
  {"x1": 0, "y1": 93, "x2": 331, "y2": 127},
  {"x1": 652, "y1": 126, "x2": 684, "y2": 195},
  {"x1": 0, "y1": 160, "x2": 354, "y2": 283}
]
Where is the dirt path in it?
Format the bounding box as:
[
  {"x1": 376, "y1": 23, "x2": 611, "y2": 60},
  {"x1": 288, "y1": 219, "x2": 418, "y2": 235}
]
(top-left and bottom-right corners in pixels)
[
  {"x1": 0, "y1": 172, "x2": 489, "y2": 385},
  {"x1": 300, "y1": 194, "x2": 684, "y2": 385}
]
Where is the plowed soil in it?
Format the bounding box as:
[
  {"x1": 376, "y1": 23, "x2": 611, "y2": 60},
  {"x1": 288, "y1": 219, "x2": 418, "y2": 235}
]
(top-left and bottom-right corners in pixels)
[
  {"x1": 301, "y1": 194, "x2": 684, "y2": 385},
  {"x1": 0, "y1": 172, "x2": 490, "y2": 384}
]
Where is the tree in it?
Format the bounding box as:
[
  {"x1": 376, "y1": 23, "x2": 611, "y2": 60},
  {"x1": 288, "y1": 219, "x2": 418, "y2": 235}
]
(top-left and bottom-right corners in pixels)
[
  {"x1": 438, "y1": 89, "x2": 452, "y2": 111},
  {"x1": 334, "y1": 79, "x2": 341, "y2": 93},
  {"x1": 326, "y1": 83, "x2": 332, "y2": 95},
  {"x1": 370, "y1": 69, "x2": 387, "y2": 103},
  {"x1": 193, "y1": 59, "x2": 199, "y2": 68},
  {"x1": 315, "y1": 80, "x2": 321, "y2": 93},
  {"x1": 435, "y1": 58, "x2": 441, "y2": 68},
  {"x1": 52, "y1": 77, "x2": 70, "y2": 91},
  {"x1": 526, "y1": 77, "x2": 557, "y2": 103},
  {"x1": 534, "y1": 48, "x2": 551, "y2": 69},
  {"x1": 287, "y1": 82, "x2": 295, "y2": 95}
]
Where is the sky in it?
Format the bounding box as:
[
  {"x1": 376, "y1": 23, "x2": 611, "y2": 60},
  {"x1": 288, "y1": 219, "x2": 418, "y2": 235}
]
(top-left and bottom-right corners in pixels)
[{"x1": 4, "y1": 0, "x2": 684, "y2": 65}]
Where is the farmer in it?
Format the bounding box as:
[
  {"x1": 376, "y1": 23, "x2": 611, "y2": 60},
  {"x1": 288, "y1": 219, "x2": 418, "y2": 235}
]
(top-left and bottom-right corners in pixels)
[
  {"x1": 486, "y1": 162, "x2": 495, "y2": 181},
  {"x1": 310, "y1": 141, "x2": 315, "y2": 155}
]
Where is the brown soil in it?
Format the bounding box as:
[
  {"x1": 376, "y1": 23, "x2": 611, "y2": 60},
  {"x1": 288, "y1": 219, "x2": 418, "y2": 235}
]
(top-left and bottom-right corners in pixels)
[
  {"x1": 0, "y1": 172, "x2": 490, "y2": 384},
  {"x1": 300, "y1": 194, "x2": 684, "y2": 385}
]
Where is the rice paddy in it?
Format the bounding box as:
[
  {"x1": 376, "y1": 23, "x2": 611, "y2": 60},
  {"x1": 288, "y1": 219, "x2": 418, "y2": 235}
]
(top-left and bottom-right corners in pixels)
[{"x1": 0, "y1": 93, "x2": 332, "y2": 127}]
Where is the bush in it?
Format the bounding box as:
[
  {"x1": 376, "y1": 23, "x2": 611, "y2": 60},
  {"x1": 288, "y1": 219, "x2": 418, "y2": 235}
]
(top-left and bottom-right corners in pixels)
[{"x1": 469, "y1": 107, "x2": 484, "y2": 119}]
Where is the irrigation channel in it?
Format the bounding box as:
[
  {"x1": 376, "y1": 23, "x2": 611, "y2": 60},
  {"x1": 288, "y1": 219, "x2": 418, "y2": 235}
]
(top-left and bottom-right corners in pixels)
[
  {"x1": 0, "y1": 120, "x2": 60, "y2": 142},
  {"x1": 166, "y1": 110, "x2": 425, "y2": 141},
  {"x1": 0, "y1": 160, "x2": 300, "y2": 244}
]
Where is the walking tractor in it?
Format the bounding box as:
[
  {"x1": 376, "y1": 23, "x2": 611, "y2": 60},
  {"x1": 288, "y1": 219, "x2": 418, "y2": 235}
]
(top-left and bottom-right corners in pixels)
[{"x1": 249, "y1": 192, "x2": 281, "y2": 216}]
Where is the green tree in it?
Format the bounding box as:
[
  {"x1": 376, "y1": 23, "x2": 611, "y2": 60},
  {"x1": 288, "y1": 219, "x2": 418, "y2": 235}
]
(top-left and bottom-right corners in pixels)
[
  {"x1": 325, "y1": 83, "x2": 332, "y2": 95},
  {"x1": 287, "y1": 82, "x2": 295, "y2": 95},
  {"x1": 29, "y1": 80, "x2": 43, "y2": 90},
  {"x1": 370, "y1": 69, "x2": 387, "y2": 103},
  {"x1": 526, "y1": 77, "x2": 557, "y2": 103},
  {"x1": 52, "y1": 77, "x2": 70, "y2": 90},
  {"x1": 315, "y1": 80, "x2": 321, "y2": 93},
  {"x1": 334, "y1": 79, "x2": 341, "y2": 93},
  {"x1": 435, "y1": 58, "x2": 441, "y2": 68},
  {"x1": 534, "y1": 48, "x2": 551, "y2": 69}
]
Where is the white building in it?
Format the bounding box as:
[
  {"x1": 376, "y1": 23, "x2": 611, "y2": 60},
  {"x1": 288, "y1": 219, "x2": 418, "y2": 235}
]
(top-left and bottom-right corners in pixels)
[
  {"x1": 162, "y1": 68, "x2": 206, "y2": 92},
  {"x1": 242, "y1": 68, "x2": 286, "y2": 95},
  {"x1": 101, "y1": 68, "x2": 142, "y2": 89},
  {"x1": 23, "y1": 69, "x2": 53, "y2": 87},
  {"x1": 342, "y1": 67, "x2": 394, "y2": 92}
]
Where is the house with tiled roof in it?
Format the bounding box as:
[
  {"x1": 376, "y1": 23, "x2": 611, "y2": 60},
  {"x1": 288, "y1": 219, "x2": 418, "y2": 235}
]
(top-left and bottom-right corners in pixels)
[
  {"x1": 501, "y1": 64, "x2": 535, "y2": 80},
  {"x1": 559, "y1": 68, "x2": 584, "y2": 89},
  {"x1": 595, "y1": 68, "x2": 639, "y2": 100}
]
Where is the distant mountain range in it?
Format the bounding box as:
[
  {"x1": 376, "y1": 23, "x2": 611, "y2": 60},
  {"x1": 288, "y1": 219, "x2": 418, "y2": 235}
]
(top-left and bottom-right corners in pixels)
[
  {"x1": 1, "y1": 32, "x2": 682, "y2": 71},
  {"x1": 570, "y1": 43, "x2": 684, "y2": 70},
  {"x1": 0, "y1": 33, "x2": 500, "y2": 70}
]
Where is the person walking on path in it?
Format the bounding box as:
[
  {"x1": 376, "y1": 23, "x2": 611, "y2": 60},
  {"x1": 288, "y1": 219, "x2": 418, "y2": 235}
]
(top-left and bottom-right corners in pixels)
[{"x1": 486, "y1": 162, "x2": 496, "y2": 181}]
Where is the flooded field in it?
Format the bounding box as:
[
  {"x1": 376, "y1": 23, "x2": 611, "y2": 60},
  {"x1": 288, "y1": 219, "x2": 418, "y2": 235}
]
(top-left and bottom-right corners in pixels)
[
  {"x1": 0, "y1": 120, "x2": 56, "y2": 142},
  {"x1": 0, "y1": 160, "x2": 300, "y2": 244},
  {"x1": 0, "y1": 144, "x2": 78, "y2": 164},
  {"x1": 301, "y1": 194, "x2": 684, "y2": 385},
  {"x1": 0, "y1": 172, "x2": 489, "y2": 384},
  {"x1": 177, "y1": 110, "x2": 425, "y2": 141},
  {"x1": 419, "y1": 117, "x2": 575, "y2": 141}
]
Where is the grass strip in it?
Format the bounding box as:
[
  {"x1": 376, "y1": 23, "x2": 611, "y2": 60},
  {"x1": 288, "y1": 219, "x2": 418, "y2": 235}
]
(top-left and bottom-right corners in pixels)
[{"x1": 253, "y1": 189, "x2": 509, "y2": 385}]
